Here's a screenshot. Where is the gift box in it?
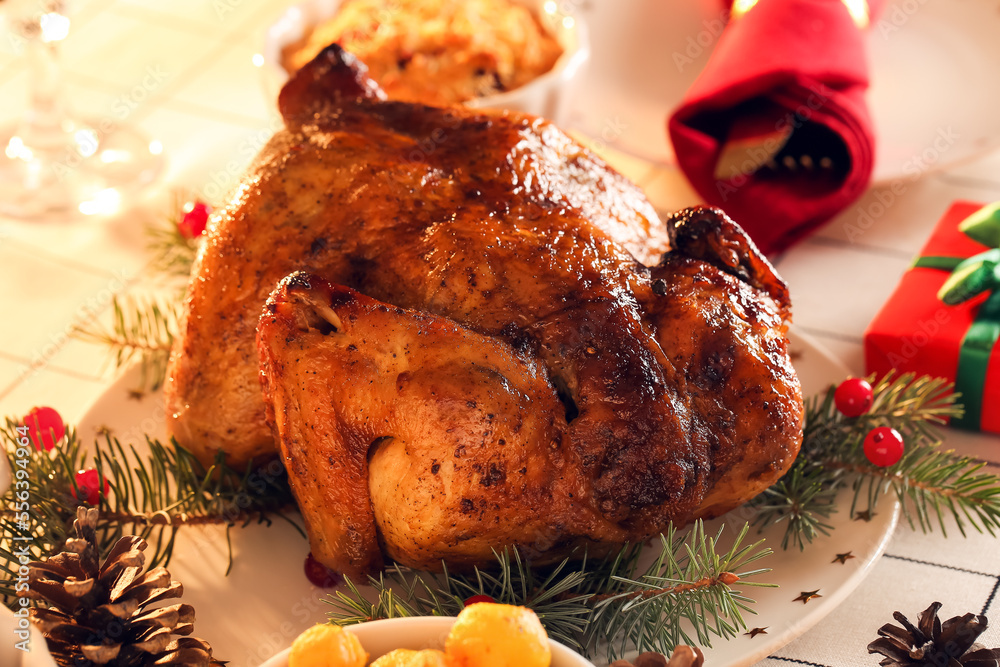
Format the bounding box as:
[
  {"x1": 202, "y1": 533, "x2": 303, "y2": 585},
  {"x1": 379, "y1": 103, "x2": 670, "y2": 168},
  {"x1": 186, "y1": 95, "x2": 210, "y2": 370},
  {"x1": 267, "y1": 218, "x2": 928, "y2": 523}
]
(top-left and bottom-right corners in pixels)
[{"x1": 865, "y1": 200, "x2": 1000, "y2": 433}]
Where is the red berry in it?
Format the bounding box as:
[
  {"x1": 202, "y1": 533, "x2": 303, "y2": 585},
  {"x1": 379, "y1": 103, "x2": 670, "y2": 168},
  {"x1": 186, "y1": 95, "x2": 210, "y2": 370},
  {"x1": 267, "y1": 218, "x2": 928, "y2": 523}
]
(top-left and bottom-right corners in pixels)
[
  {"x1": 178, "y1": 201, "x2": 211, "y2": 239},
  {"x1": 304, "y1": 552, "x2": 341, "y2": 588},
  {"x1": 73, "y1": 469, "x2": 109, "y2": 506},
  {"x1": 863, "y1": 427, "x2": 904, "y2": 467},
  {"x1": 835, "y1": 378, "x2": 873, "y2": 417},
  {"x1": 22, "y1": 406, "x2": 65, "y2": 451},
  {"x1": 463, "y1": 595, "x2": 495, "y2": 607}
]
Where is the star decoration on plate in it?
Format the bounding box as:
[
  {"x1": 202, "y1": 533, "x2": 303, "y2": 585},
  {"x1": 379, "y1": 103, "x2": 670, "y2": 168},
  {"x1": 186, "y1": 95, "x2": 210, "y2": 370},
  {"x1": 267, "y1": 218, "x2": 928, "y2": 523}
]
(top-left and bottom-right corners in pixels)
[
  {"x1": 127, "y1": 389, "x2": 146, "y2": 401},
  {"x1": 794, "y1": 590, "x2": 822, "y2": 604},
  {"x1": 96, "y1": 425, "x2": 113, "y2": 438},
  {"x1": 833, "y1": 551, "x2": 856, "y2": 564},
  {"x1": 854, "y1": 509, "x2": 874, "y2": 522},
  {"x1": 745, "y1": 627, "x2": 768, "y2": 638}
]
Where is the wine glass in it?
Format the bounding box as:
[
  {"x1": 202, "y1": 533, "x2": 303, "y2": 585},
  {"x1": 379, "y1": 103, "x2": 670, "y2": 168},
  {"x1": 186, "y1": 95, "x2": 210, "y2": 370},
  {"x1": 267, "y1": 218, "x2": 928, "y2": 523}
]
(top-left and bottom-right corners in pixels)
[{"x1": 0, "y1": 0, "x2": 165, "y2": 219}]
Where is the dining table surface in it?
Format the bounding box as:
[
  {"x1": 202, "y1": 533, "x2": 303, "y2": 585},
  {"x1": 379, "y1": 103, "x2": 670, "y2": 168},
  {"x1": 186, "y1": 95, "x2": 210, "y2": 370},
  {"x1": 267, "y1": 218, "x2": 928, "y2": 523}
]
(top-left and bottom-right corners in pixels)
[{"x1": 2, "y1": 0, "x2": 1000, "y2": 665}]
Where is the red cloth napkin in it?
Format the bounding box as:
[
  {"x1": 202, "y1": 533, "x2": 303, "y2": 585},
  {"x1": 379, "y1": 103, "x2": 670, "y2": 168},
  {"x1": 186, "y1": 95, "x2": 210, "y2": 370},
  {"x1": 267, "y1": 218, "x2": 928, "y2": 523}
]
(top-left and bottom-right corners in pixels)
[{"x1": 668, "y1": 0, "x2": 884, "y2": 255}]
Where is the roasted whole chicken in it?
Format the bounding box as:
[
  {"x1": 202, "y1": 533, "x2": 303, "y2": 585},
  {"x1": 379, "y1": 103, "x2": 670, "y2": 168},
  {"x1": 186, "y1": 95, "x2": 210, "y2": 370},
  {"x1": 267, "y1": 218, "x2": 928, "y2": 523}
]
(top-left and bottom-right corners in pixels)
[{"x1": 166, "y1": 45, "x2": 804, "y2": 577}]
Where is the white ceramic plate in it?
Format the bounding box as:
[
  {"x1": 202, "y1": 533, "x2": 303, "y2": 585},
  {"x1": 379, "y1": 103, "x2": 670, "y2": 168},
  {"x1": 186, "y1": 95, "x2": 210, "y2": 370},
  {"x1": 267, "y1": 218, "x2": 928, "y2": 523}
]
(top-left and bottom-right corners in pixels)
[
  {"x1": 75, "y1": 328, "x2": 897, "y2": 667},
  {"x1": 568, "y1": 0, "x2": 1000, "y2": 184}
]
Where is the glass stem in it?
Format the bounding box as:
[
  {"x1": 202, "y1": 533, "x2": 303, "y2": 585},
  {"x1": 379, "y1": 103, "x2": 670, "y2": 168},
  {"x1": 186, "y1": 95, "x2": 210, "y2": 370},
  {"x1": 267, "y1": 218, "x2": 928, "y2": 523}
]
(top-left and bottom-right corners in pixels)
[{"x1": 17, "y1": 2, "x2": 74, "y2": 150}]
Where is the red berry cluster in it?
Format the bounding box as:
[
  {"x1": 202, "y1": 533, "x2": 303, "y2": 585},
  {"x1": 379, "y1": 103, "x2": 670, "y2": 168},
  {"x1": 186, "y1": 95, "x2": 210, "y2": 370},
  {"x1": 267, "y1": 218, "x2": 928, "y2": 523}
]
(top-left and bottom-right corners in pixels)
[
  {"x1": 833, "y1": 379, "x2": 904, "y2": 467},
  {"x1": 20, "y1": 406, "x2": 111, "y2": 504}
]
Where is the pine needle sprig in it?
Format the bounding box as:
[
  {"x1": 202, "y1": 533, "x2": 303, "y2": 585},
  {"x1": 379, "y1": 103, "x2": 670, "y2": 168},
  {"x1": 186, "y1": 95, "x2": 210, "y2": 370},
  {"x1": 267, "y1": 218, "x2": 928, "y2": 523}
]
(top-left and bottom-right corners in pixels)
[
  {"x1": 71, "y1": 295, "x2": 179, "y2": 391},
  {"x1": 847, "y1": 447, "x2": 1000, "y2": 538},
  {"x1": 585, "y1": 522, "x2": 772, "y2": 660},
  {"x1": 146, "y1": 192, "x2": 202, "y2": 279},
  {"x1": 742, "y1": 463, "x2": 839, "y2": 551},
  {"x1": 801, "y1": 372, "x2": 959, "y2": 462},
  {"x1": 326, "y1": 551, "x2": 596, "y2": 649},
  {"x1": 750, "y1": 371, "x2": 1000, "y2": 550},
  {"x1": 0, "y1": 418, "x2": 298, "y2": 609},
  {"x1": 74, "y1": 194, "x2": 200, "y2": 390},
  {"x1": 325, "y1": 520, "x2": 772, "y2": 661},
  {"x1": 4, "y1": 360, "x2": 994, "y2": 659}
]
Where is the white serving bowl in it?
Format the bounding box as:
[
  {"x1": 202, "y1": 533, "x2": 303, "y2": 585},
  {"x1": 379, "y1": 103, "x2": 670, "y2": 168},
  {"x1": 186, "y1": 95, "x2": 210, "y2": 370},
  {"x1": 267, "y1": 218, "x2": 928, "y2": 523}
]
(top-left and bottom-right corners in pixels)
[
  {"x1": 258, "y1": 616, "x2": 595, "y2": 667},
  {"x1": 260, "y1": 0, "x2": 589, "y2": 125}
]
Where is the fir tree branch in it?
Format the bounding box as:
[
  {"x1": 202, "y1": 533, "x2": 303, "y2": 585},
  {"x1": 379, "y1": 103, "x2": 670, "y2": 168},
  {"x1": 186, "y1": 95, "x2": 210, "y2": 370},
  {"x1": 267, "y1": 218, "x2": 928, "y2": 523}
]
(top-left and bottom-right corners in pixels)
[
  {"x1": 583, "y1": 571, "x2": 739, "y2": 604},
  {"x1": 73, "y1": 194, "x2": 200, "y2": 391},
  {"x1": 325, "y1": 521, "x2": 773, "y2": 661},
  {"x1": 4, "y1": 364, "x2": 996, "y2": 661},
  {"x1": 1, "y1": 507, "x2": 280, "y2": 528},
  {"x1": 745, "y1": 464, "x2": 838, "y2": 551},
  {"x1": 146, "y1": 192, "x2": 202, "y2": 279},
  {"x1": 0, "y1": 419, "x2": 299, "y2": 609},
  {"x1": 586, "y1": 522, "x2": 771, "y2": 659},
  {"x1": 749, "y1": 371, "x2": 1000, "y2": 550},
  {"x1": 802, "y1": 372, "x2": 959, "y2": 457},
  {"x1": 843, "y1": 450, "x2": 1000, "y2": 538},
  {"x1": 71, "y1": 295, "x2": 179, "y2": 392}
]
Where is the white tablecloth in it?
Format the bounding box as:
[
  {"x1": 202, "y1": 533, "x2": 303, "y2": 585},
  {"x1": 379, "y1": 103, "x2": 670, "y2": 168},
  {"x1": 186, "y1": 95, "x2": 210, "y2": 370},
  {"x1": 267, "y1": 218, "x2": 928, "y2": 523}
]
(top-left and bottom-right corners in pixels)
[{"x1": 1, "y1": 1, "x2": 999, "y2": 665}]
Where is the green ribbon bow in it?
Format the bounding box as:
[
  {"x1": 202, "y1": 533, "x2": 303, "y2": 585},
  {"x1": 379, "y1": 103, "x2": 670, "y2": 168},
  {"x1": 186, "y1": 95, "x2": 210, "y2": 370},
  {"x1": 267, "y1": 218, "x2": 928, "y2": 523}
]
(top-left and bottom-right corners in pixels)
[{"x1": 912, "y1": 202, "x2": 1000, "y2": 430}]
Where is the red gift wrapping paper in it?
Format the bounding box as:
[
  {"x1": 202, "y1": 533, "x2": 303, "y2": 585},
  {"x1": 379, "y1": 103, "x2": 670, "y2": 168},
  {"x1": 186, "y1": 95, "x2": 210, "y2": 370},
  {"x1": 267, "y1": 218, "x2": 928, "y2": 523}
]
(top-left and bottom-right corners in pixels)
[{"x1": 864, "y1": 200, "x2": 1000, "y2": 433}]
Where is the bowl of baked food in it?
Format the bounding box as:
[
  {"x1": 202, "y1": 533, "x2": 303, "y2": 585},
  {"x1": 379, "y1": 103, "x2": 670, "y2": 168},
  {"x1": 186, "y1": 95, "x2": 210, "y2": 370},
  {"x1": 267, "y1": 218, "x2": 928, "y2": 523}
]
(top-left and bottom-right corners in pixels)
[
  {"x1": 259, "y1": 605, "x2": 596, "y2": 667},
  {"x1": 261, "y1": 0, "x2": 589, "y2": 123}
]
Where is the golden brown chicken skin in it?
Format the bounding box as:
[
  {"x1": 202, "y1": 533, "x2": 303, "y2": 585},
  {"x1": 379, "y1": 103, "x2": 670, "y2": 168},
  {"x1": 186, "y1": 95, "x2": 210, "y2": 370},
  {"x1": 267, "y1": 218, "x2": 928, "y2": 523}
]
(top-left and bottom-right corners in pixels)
[
  {"x1": 258, "y1": 275, "x2": 627, "y2": 576},
  {"x1": 164, "y1": 45, "x2": 667, "y2": 467},
  {"x1": 257, "y1": 236, "x2": 801, "y2": 577},
  {"x1": 641, "y1": 208, "x2": 801, "y2": 521},
  {"x1": 168, "y1": 45, "x2": 803, "y2": 575}
]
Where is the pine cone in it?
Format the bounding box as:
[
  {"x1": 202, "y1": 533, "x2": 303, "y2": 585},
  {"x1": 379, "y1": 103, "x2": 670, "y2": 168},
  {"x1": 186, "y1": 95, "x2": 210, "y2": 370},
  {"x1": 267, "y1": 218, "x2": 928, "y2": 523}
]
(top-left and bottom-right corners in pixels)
[
  {"x1": 26, "y1": 507, "x2": 223, "y2": 667},
  {"x1": 868, "y1": 601, "x2": 1000, "y2": 667}
]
